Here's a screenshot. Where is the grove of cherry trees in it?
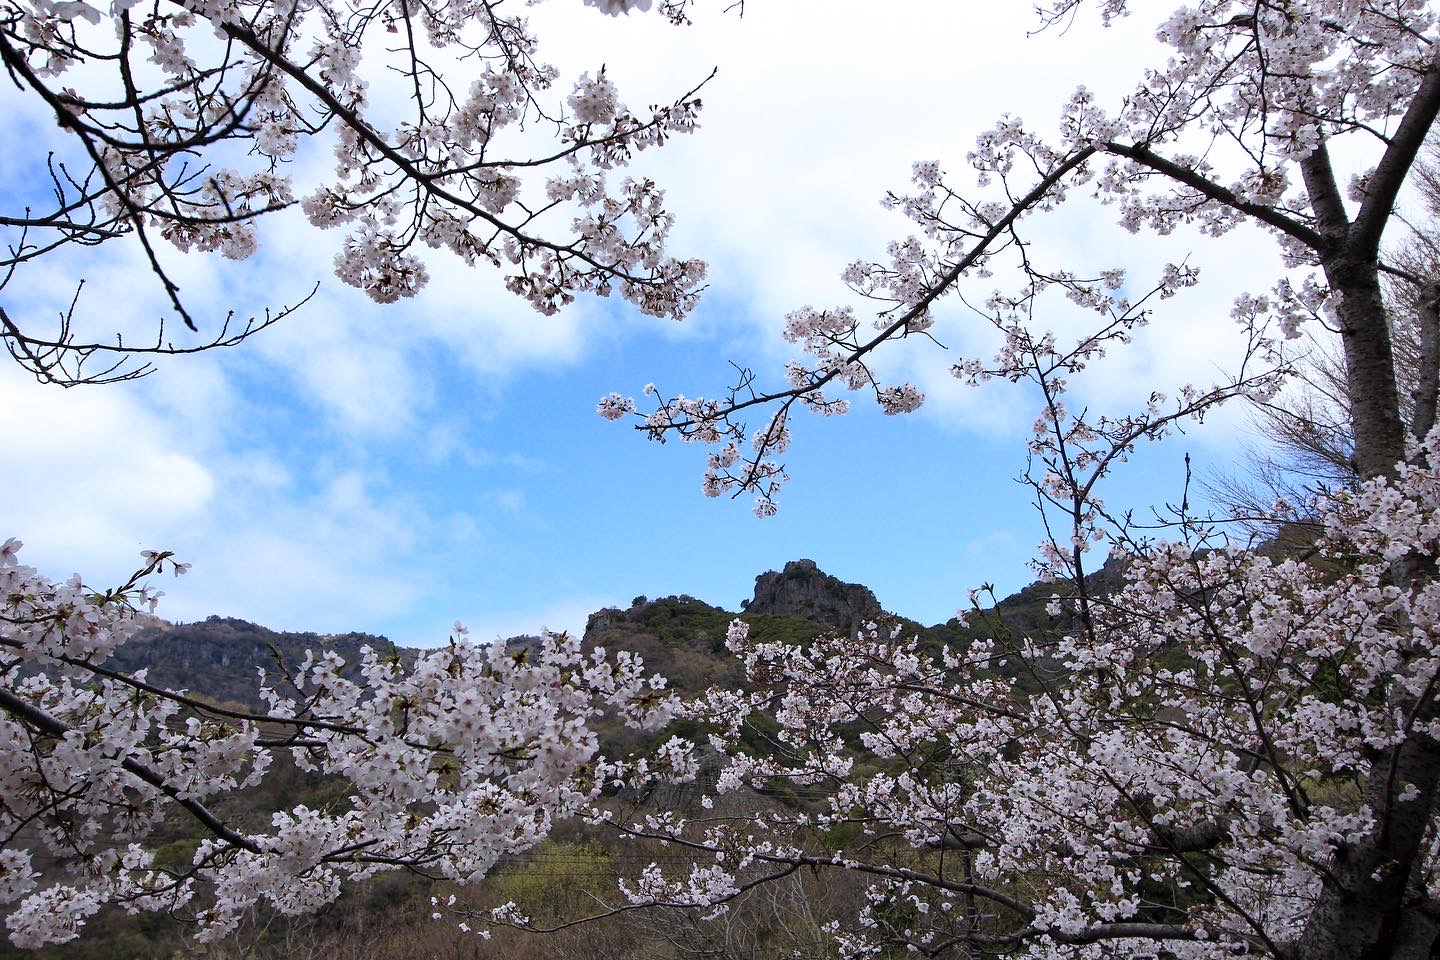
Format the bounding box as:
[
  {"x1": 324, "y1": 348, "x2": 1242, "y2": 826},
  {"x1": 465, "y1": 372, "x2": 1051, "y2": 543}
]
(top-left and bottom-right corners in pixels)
[{"x1": 3, "y1": 0, "x2": 1440, "y2": 956}]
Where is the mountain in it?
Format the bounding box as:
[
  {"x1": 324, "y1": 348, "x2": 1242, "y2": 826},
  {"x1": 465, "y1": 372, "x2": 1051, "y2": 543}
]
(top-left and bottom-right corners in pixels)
[
  {"x1": 100, "y1": 557, "x2": 1115, "y2": 709},
  {"x1": 581, "y1": 592, "x2": 825, "y2": 699},
  {"x1": 109, "y1": 616, "x2": 404, "y2": 710},
  {"x1": 741, "y1": 558, "x2": 883, "y2": 631}
]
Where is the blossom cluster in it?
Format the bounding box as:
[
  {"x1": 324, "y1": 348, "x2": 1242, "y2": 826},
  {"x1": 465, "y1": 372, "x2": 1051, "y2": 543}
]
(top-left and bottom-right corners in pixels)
[
  {"x1": 0, "y1": 542, "x2": 676, "y2": 947},
  {"x1": 3, "y1": 0, "x2": 707, "y2": 381},
  {"x1": 612, "y1": 1, "x2": 1433, "y2": 516},
  {"x1": 595, "y1": 437, "x2": 1440, "y2": 956}
]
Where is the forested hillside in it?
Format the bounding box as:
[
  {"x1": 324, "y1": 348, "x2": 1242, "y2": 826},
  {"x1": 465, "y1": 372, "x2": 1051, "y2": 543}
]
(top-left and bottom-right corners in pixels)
[{"x1": 109, "y1": 618, "x2": 403, "y2": 711}]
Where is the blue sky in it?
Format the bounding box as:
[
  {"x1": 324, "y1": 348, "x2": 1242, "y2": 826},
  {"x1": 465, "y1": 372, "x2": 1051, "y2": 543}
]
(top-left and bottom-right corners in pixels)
[{"x1": 1, "y1": 1, "x2": 1312, "y2": 645}]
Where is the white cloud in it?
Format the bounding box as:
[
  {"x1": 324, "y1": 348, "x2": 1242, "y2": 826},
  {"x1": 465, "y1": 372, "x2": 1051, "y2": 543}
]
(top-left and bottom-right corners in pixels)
[
  {"x1": 515, "y1": 1, "x2": 1277, "y2": 461},
  {"x1": 165, "y1": 525, "x2": 425, "y2": 631},
  {"x1": 487, "y1": 488, "x2": 528, "y2": 515},
  {"x1": 0, "y1": 368, "x2": 216, "y2": 579}
]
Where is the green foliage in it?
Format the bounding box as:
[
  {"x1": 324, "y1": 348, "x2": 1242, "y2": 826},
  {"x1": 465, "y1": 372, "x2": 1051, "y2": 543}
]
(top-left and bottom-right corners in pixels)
[
  {"x1": 360, "y1": 871, "x2": 429, "y2": 913},
  {"x1": 151, "y1": 837, "x2": 198, "y2": 874},
  {"x1": 820, "y1": 818, "x2": 862, "y2": 852},
  {"x1": 742, "y1": 613, "x2": 827, "y2": 650},
  {"x1": 0, "y1": 907, "x2": 178, "y2": 960},
  {"x1": 635, "y1": 595, "x2": 733, "y2": 649}
]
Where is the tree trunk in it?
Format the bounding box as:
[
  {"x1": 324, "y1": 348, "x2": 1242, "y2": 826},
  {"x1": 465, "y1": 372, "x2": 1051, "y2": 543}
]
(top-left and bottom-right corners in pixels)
[
  {"x1": 1292, "y1": 118, "x2": 1440, "y2": 959},
  {"x1": 1327, "y1": 260, "x2": 1409, "y2": 479}
]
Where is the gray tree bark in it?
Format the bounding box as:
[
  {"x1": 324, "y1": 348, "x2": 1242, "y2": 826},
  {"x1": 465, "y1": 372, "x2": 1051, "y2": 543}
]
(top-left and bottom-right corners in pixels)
[{"x1": 1292, "y1": 49, "x2": 1440, "y2": 958}]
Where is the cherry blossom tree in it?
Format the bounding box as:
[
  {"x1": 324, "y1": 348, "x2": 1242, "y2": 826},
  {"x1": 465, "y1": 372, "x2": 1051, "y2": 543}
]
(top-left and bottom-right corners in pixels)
[
  {"x1": 0, "y1": 0, "x2": 705, "y2": 384},
  {"x1": 0, "y1": 538, "x2": 690, "y2": 947},
  {"x1": 580, "y1": 1, "x2": 1440, "y2": 958},
  {"x1": 1, "y1": 0, "x2": 711, "y2": 943},
  {"x1": 555, "y1": 457, "x2": 1440, "y2": 958},
  {"x1": 7, "y1": 0, "x2": 1440, "y2": 957},
  {"x1": 1210, "y1": 141, "x2": 1440, "y2": 528}
]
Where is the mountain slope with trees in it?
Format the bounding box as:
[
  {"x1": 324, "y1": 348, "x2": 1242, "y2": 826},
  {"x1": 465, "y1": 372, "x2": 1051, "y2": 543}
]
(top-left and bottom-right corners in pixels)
[{"x1": 110, "y1": 618, "x2": 401, "y2": 711}]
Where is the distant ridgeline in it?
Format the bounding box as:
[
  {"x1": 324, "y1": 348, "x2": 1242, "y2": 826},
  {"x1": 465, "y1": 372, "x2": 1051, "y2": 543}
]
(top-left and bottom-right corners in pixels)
[
  {"x1": 106, "y1": 557, "x2": 1141, "y2": 709},
  {"x1": 111, "y1": 616, "x2": 403, "y2": 711}
]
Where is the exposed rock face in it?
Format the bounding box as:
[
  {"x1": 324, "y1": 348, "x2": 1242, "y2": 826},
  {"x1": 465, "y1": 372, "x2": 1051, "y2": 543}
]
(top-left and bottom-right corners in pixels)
[
  {"x1": 582, "y1": 608, "x2": 628, "y2": 647},
  {"x1": 743, "y1": 559, "x2": 883, "y2": 632}
]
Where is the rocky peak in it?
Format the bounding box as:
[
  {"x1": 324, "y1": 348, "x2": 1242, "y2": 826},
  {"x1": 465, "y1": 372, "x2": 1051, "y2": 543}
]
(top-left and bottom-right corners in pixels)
[
  {"x1": 582, "y1": 607, "x2": 629, "y2": 646},
  {"x1": 742, "y1": 559, "x2": 883, "y2": 632}
]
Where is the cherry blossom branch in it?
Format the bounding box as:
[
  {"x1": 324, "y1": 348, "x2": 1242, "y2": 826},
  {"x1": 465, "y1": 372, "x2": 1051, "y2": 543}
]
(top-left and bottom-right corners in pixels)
[
  {"x1": 1102, "y1": 140, "x2": 1324, "y2": 250},
  {"x1": 1353, "y1": 47, "x2": 1440, "y2": 258},
  {"x1": 0, "y1": 286, "x2": 314, "y2": 386},
  {"x1": 0, "y1": 688, "x2": 262, "y2": 854}
]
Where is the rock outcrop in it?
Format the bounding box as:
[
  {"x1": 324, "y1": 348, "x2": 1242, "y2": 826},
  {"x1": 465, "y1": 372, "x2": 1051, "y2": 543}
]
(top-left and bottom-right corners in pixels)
[{"x1": 742, "y1": 559, "x2": 883, "y2": 632}]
